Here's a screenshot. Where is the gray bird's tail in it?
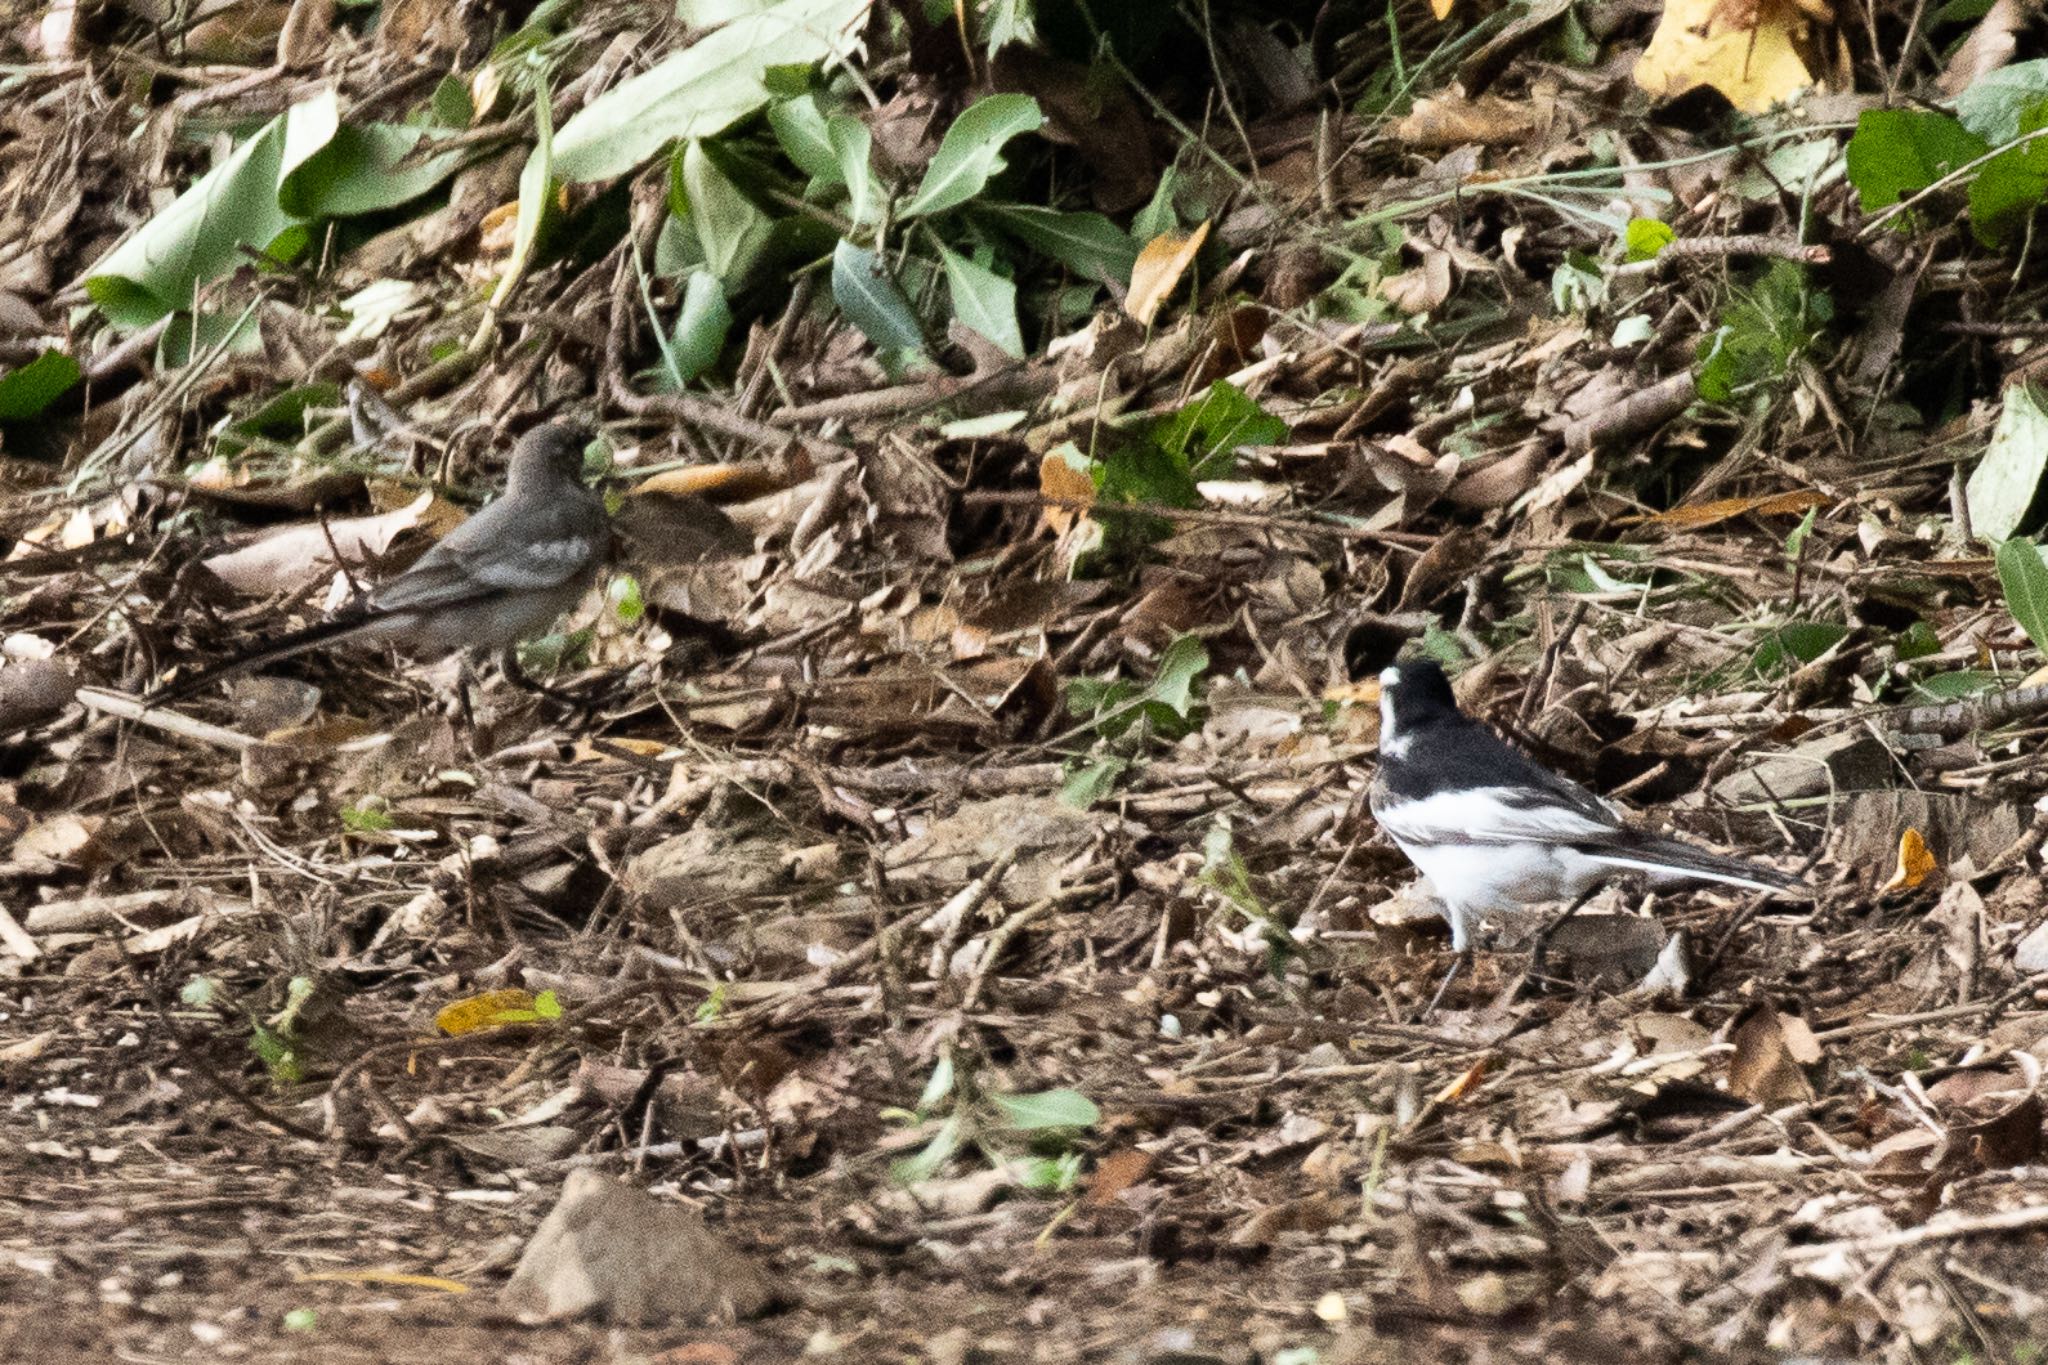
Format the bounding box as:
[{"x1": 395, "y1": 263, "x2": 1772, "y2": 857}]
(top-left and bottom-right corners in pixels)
[{"x1": 146, "y1": 611, "x2": 385, "y2": 705}]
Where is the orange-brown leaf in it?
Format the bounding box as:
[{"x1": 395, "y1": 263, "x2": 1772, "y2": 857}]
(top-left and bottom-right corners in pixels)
[{"x1": 1126, "y1": 222, "x2": 1211, "y2": 327}]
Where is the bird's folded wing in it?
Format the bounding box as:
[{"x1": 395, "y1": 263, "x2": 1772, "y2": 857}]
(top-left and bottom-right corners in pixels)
[
  {"x1": 373, "y1": 526, "x2": 598, "y2": 613},
  {"x1": 1375, "y1": 784, "x2": 1623, "y2": 847}
]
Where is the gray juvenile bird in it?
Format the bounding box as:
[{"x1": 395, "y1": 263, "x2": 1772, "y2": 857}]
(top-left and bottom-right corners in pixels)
[
  {"x1": 151, "y1": 423, "x2": 609, "y2": 703},
  {"x1": 1370, "y1": 659, "x2": 1802, "y2": 1005}
]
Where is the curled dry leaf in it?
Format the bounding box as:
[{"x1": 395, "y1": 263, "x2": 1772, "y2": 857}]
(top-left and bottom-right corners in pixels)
[
  {"x1": 1879, "y1": 827, "x2": 1938, "y2": 893},
  {"x1": 1392, "y1": 93, "x2": 1550, "y2": 149}
]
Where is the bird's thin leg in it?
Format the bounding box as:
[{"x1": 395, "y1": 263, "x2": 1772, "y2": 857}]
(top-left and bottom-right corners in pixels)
[
  {"x1": 1419, "y1": 949, "x2": 1468, "y2": 1020},
  {"x1": 498, "y1": 645, "x2": 585, "y2": 705},
  {"x1": 1527, "y1": 885, "x2": 1601, "y2": 982}
]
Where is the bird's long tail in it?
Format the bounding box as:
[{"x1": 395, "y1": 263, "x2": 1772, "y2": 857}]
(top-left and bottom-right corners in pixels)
[
  {"x1": 145, "y1": 612, "x2": 387, "y2": 705},
  {"x1": 1583, "y1": 834, "x2": 1804, "y2": 895}
]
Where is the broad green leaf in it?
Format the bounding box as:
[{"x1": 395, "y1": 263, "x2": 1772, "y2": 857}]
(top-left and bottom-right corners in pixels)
[
  {"x1": 431, "y1": 76, "x2": 474, "y2": 128},
  {"x1": 1967, "y1": 381, "x2": 2048, "y2": 541},
  {"x1": 1153, "y1": 380, "x2": 1288, "y2": 479},
  {"x1": 890, "y1": 1112, "x2": 964, "y2": 1185},
  {"x1": 669, "y1": 269, "x2": 733, "y2": 382},
  {"x1": 1967, "y1": 100, "x2": 2048, "y2": 246},
  {"x1": 1997, "y1": 536, "x2": 2048, "y2": 653},
  {"x1": 215, "y1": 381, "x2": 343, "y2": 457},
  {"x1": 1624, "y1": 217, "x2": 1674, "y2": 261},
  {"x1": 1844, "y1": 109, "x2": 1988, "y2": 211},
  {"x1": 1907, "y1": 670, "x2": 2002, "y2": 702},
  {"x1": 677, "y1": 140, "x2": 775, "y2": 284},
  {"x1": 830, "y1": 239, "x2": 924, "y2": 353},
  {"x1": 0, "y1": 351, "x2": 80, "y2": 420},
  {"x1": 767, "y1": 95, "x2": 838, "y2": 181},
  {"x1": 552, "y1": 0, "x2": 872, "y2": 183},
  {"x1": 989, "y1": 1088, "x2": 1100, "y2": 1131},
  {"x1": 1956, "y1": 58, "x2": 2048, "y2": 143},
  {"x1": 280, "y1": 123, "x2": 466, "y2": 219},
  {"x1": 85, "y1": 113, "x2": 301, "y2": 326},
  {"x1": 828, "y1": 115, "x2": 877, "y2": 225},
  {"x1": 981, "y1": 204, "x2": 1138, "y2": 283},
  {"x1": 938, "y1": 244, "x2": 1022, "y2": 358},
  {"x1": 901, "y1": 94, "x2": 1044, "y2": 217}
]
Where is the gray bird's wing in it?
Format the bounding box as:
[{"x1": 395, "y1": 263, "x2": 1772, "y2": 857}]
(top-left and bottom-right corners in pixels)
[{"x1": 373, "y1": 485, "x2": 606, "y2": 614}]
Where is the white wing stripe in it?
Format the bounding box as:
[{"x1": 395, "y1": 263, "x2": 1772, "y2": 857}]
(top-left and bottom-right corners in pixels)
[{"x1": 1376, "y1": 785, "x2": 1620, "y2": 847}]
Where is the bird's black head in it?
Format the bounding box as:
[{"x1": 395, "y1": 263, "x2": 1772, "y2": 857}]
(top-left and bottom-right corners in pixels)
[
  {"x1": 508, "y1": 422, "x2": 595, "y2": 490},
  {"x1": 1377, "y1": 658, "x2": 1463, "y2": 749}
]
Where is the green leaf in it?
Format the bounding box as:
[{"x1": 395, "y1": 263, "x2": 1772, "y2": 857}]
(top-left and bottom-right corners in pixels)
[
  {"x1": 901, "y1": 94, "x2": 1043, "y2": 218},
  {"x1": 340, "y1": 803, "x2": 396, "y2": 832},
  {"x1": 1844, "y1": 109, "x2": 1989, "y2": 212},
  {"x1": 215, "y1": 381, "x2": 344, "y2": 457},
  {"x1": 890, "y1": 1111, "x2": 965, "y2": 1185},
  {"x1": 1694, "y1": 260, "x2": 1825, "y2": 403},
  {"x1": 431, "y1": 76, "x2": 474, "y2": 128},
  {"x1": 1059, "y1": 755, "x2": 1127, "y2": 808},
  {"x1": 1908, "y1": 669, "x2": 2003, "y2": 702},
  {"x1": 1967, "y1": 380, "x2": 2048, "y2": 541},
  {"x1": 938, "y1": 244, "x2": 1023, "y2": 358},
  {"x1": 552, "y1": 0, "x2": 871, "y2": 182},
  {"x1": 1967, "y1": 100, "x2": 2048, "y2": 246},
  {"x1": 1152, "y1": 381, "x2": 1288, "y2": 479},
  {"x1": 676, "y1": 140, "x2": 775, "y2": 285},
  {"x1": 1750, "y1": 621, "x2": 1849, "y2": 677},
  {"x1": 1997, "y1": 536, "x2": 2048, "y2": 653},
  {"x1": 983, "y1": 0, "x2": 1036, "y2": 52},
  {"x1": 1624, "y1": 217, "x2": 1674, "y2": 262},
  {"x1": 766, "y1": 95, "x2": 838, "y2": 181},
  {"x1": 827, "y1": 115, "x2": 877, "y2": 225},
  {"x1": 0, "y1": 350, "x2": 80, "y2": 421},
  {"x1": 1130, "y1": 163, "x2": 1181, "y2": 242},
  {"x1": 982, "y1": 204, "x2": 1138, "y2": 283},
  {"x1": 1147, "y1": 634, "x2": 1209, "y2": 717},
  {"x1": 84, "y1": 111, "x2": 302, "y2": 326},
  {"x1": 1956, "y1": 58, "x2": 2048, "y2": 143},
  {"x1": 667, "y1": 269, "x2": 733, "y2": 382},
  {"x1": 830, "y1": 239, "x2": 925, "y2": 354},
  {"x1": 989, "y1": 1088, "x2": 1100, "y2": 1131},
  {"x1": 493, "y1": 64, "x2": 555, "y2": 314}
]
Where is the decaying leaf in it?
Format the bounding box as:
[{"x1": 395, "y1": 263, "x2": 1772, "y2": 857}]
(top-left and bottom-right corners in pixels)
[
  {"x1": 1728, "y1": 1001, "x2": 1821, "y2": 1104},
  {"x1": 1125, "y1": 222, "x2": 1210, "y2": 327},
  {"x1": 1879, "y1": 827, "x2": 1938, "y2": 893},
  {"x1": 1634, "y1": 0, "x2": 1833, "y2": 113}
]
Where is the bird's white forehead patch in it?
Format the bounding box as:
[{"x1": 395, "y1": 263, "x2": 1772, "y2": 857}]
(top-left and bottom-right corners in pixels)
[{"x1": 1379, "y1": 664, "x2": 1401, "y2": 686}]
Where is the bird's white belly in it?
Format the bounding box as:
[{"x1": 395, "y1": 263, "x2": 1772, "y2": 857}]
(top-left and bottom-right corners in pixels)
[{"x1": 1392, "y1": 838, "x2": 1608, "y2": 949}]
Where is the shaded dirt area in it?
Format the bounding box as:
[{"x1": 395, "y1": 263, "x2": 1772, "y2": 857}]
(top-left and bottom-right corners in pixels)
[{"x1": 7, "y1": 0, "x2": 2048, "y2": 1360}]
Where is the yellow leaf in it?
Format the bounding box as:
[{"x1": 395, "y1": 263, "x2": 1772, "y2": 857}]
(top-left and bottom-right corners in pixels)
[
  {"x1": 436, "y1": 988, "x2": 539, "y2": 1036},
  {"x1": 1639, "y1": 489, "x2": 1829, "y2": 529},
  {"x1": 1881, "y1": 827, "x2": 1938, "y2": 893},
  {"x1": 1125, "y1": 222, "x2": 1211, "y2": 327},
  {"x1": 297, "y1": 1270, "x2": 471, "y2": 1293},
  {"x1": 1634, "y1": 0, "x2": 1824, "y2": 113}
]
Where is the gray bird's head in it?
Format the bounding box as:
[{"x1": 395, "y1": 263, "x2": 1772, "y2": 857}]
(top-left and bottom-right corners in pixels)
[
  {"x1": 1377, "y1": 658, "x2": 1462, "y2": 754},
  {"x1": 507, "y1": 423, "x2": 594, "y2": 491}
]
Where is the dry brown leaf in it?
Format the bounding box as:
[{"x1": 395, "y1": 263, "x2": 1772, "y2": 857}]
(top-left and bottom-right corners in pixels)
[
  {"x1": 201, "y1": 490, "x2": 451, "y2": 595},
  {"x1": 1084, "y1": 1148, "x2": 1155, "y2": 1207},
  {"x1": 1634, "y1": 0, "x2": 1826, "y2": 112},
  {"x1": 1939, "y1": 0, "x2": 2020, "y2": 95},
  {"x1": 1728, "y1": 1001, "x2": 1820, "y2": 1104},
  {"x1": 1038, "y1": 449, "x2": 1096, "y2": 537},
  {"x1": 1126, "y1": 222, "x2": 1211, "y2": 326},
  {"x1": 1880, "y1": 827, "x2": 1938, "y2": 893},
  {"x1": 1639, "y1": 489, "x2": 1828, "y2": 528},
  {"x1": 1393, "y1": 93, "x2": 1547, "y2": 149},
  {"x1": 1380, "y1": 247, "x2": 1452, "y2": 315}
]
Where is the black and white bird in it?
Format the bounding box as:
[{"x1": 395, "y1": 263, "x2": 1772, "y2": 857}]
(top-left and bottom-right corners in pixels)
[{"x1": 1369, "y1": 659, "x2": 1802, "y2": 962}]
